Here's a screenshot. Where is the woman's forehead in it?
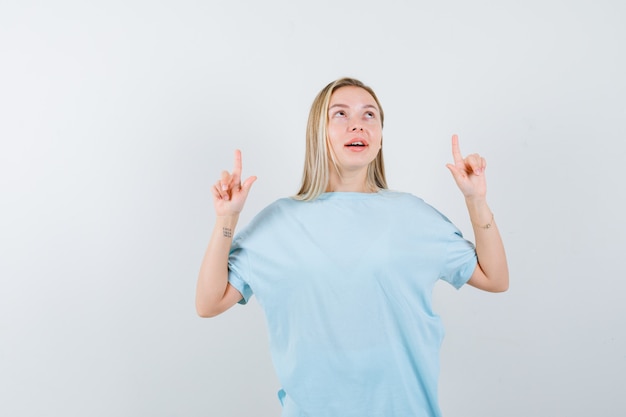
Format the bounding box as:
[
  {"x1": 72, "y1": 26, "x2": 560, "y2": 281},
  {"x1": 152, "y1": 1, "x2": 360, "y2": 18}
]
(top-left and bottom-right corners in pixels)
[{"x1": 330, "y1": 86, "x2": 378, "y2": 108}]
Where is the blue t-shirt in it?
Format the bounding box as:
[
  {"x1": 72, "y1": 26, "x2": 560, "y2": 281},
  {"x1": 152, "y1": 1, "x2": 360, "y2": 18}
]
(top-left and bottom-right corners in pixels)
[{"x1": 228, "y1": 190, "x2": 477, "y2": 417}]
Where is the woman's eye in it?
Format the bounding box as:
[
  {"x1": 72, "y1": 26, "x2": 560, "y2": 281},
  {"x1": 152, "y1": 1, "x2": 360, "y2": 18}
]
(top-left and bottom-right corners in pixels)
[
  {"x1": 365, "y1": 112, "x2": 375, "y2": 118},
  {"x1": 333, "y1": 111, "x2": 346, "y2": 117}
]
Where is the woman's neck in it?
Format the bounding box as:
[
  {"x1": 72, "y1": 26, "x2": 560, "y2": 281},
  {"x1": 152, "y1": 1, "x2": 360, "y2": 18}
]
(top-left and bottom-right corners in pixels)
[{"x1": 327, "y1": 168, "x2": 376, "y2": 193}]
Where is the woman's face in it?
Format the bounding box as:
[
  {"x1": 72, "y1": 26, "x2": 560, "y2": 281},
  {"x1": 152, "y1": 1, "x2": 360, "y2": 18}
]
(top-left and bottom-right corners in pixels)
[{"x1": 326, "y1": 86, "x2": 382, "y2": 174}]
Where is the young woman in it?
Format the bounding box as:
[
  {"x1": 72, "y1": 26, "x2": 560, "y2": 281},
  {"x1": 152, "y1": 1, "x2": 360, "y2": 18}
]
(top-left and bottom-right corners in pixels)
[{"x1": 196, "y1": 77, "x2": 508, "y2": 416}]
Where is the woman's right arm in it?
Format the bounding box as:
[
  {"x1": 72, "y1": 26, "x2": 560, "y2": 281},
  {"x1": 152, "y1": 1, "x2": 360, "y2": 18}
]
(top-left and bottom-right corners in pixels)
[{"x1": 195, "y1": 150, "x2": 256, "y2": 318}]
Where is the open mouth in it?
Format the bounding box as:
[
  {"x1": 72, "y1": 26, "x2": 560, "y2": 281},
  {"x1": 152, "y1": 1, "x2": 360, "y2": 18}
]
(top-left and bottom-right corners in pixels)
[{"x1": 346, "y1": 141, "x2": 366, "y2": 147}]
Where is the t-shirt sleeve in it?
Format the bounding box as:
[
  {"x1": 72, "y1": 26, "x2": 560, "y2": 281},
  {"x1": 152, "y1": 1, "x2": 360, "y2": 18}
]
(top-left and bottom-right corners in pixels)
[
  {"x1": 439, "y1": 229, "x2": 478, "y2": 289},
  {"x1": 227, "y1": 235, "x2": 254, "y2": 305}
]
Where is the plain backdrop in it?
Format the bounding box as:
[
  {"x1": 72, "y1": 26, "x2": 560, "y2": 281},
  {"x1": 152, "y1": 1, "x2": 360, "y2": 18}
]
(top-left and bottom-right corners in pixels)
[{"x1": 1, "y1": 0, "x2": 625, "y2": 416}]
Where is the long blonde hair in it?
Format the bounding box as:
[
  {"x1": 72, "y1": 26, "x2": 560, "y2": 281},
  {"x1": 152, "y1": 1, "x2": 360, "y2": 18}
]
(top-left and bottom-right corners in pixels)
[{"x1": 294, "y1": 77, "x2": 387, "y2": 201}]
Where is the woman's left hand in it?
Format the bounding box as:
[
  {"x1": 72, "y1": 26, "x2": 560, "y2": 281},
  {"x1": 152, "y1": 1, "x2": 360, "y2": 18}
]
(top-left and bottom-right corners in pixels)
[{"x1": 446, "y1": 134, "x2": 487, "y2": 199}]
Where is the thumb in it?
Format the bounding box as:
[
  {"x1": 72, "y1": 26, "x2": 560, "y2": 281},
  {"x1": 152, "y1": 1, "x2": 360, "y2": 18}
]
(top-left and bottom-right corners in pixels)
[
  {"x1": 241, "y1": 176, "x2": 257, "y2": 194},
  {"x1": 446, "y1": 163, "x2": 462, "y2": 177},
  {"x1": 446, "y1": 164, "x2": 467, "y2": 188}
]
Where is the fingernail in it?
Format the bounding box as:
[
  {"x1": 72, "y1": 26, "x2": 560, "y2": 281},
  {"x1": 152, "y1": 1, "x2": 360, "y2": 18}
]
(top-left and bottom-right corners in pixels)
[{"x1": 221, "y1": 183, "x2": 228, "y2": 191}]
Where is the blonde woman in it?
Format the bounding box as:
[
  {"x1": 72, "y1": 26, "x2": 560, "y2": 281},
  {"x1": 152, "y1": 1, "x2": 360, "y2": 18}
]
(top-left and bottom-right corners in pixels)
[{"x1": 196, "y1": 77, "x2": 508, "y2": 417}]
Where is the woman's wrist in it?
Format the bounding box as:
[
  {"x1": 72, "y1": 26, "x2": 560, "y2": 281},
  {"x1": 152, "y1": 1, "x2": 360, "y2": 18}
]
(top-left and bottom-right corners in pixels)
[
  {"x1": 215, "y1": 215, "x2": 240, "y2": 238},
  {"x1": 464, "y1": 197, "x2": 493, "y2": 227}
]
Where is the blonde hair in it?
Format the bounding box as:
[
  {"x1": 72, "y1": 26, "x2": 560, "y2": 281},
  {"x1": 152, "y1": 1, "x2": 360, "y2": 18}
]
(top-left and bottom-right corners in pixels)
[{"x1": 294, "y1": 77, "x2": 387, "y2": 201}]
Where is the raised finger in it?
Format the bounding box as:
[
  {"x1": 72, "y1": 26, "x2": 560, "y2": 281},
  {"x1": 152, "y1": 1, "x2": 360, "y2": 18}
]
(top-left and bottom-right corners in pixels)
[
  {"x1": 231, "y1": 149, "x2": 242, "y2": 186},
  {"x1": 451, "y1": 134, "x2": 464, "y2": 165}
]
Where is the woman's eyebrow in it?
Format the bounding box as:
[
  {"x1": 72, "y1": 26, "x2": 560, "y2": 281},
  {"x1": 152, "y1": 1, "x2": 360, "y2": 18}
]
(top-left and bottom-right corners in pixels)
[{"x1": 329, "y1": 104, "x2": 378, "y2": 111}]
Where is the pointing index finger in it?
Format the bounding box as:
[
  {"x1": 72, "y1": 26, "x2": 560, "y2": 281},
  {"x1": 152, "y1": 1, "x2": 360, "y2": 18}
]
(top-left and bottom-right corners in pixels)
[
  {"x1": 232, "y1": 149, "x2": 243, "y2": 185},
  {"x1": 451, "y1": 134, "x2": 464, "y2": 164}
]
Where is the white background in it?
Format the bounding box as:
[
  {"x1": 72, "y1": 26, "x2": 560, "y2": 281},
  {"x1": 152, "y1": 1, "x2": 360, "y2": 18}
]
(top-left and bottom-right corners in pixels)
[{"x1": 1, "y1": 0, "x2": 625, "y2": 416}]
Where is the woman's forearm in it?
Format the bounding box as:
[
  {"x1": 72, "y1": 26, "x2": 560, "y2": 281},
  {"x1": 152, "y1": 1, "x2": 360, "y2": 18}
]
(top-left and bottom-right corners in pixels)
[
  {"x1": 465, "y1": 197, "x2": 509, "y2": 292},
  {"x1": 195, "y1": 214, "x2": 240, "y2": 317}
]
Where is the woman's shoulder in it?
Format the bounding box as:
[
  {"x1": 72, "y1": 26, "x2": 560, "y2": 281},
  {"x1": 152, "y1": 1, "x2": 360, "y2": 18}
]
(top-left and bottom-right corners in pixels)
[
  {"x1": 244, "y1": 197, "x2": 307, "y2": 227},
  {"x1": 380, "y1": 189, "x2": 450, "y2": 220},
  {"x1": 379, "y1": 189, "x2": 427, "y2": 206},
  {"x1": 233, "y1": 198, "x2": 296, "y2": 241},
  {"x1": 262, "y1": 196, "x2": 301, "y2": 212}
]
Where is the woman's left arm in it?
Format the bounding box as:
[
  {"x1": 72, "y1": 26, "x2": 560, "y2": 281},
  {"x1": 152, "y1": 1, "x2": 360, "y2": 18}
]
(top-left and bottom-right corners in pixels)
[{"x1": 446, "y1": 135, "x2": 509, "y2": 292}]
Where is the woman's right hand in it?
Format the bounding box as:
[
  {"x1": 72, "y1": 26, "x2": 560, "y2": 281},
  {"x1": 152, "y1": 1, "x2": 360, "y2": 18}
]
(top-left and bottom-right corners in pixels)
[{"x1": 211, "y1": 149, "x2": 257, "y2": 216}]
